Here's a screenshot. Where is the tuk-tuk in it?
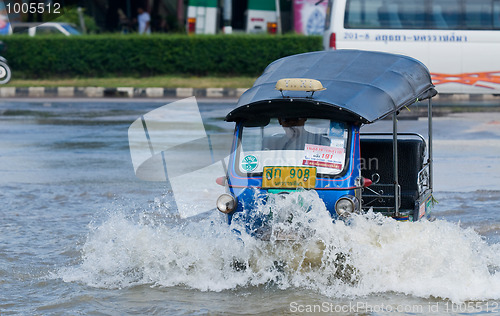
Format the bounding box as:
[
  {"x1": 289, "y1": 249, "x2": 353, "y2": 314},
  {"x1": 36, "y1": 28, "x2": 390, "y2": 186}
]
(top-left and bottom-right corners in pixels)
[{"x1": 216, "y1": 50, "x2": 437, "y2": 238}]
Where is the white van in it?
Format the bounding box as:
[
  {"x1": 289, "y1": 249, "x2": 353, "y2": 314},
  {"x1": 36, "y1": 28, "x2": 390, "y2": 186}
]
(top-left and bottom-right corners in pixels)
[{"x1": 323, "y1": 0, "x2": 500, "y2": 94}]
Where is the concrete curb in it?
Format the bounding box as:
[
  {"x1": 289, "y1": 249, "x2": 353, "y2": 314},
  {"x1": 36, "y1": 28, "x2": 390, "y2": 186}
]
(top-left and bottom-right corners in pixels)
[
  {"x1": 0, "y1": 87, "x2": 249, "y2": 98},
  {"x1": 1, "y1": 87, "x2": 500, "y2": 107}
]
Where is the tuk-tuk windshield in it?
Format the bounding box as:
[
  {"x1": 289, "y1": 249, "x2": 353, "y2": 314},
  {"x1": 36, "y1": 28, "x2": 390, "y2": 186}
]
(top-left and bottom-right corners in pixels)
[{"x1": 238, "y1": 118, "x2": 349, "y2": 176}]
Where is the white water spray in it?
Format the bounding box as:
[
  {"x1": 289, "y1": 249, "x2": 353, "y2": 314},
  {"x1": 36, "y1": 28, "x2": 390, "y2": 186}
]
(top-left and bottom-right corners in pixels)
[{"x1": 59, "y1": 191, "x2": 500, "y2": 303}]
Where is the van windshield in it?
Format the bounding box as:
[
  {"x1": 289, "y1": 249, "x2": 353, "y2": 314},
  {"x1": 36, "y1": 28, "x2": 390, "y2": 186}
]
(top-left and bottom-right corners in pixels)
[{"x1": 237, "y1": 118, "x2": 349, "y2": 176}]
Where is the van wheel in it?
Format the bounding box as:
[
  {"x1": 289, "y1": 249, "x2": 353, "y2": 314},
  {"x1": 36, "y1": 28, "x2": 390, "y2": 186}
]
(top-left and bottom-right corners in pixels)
[{"x1": 0, "y1": 61, "x2": 11, "y2": 84}]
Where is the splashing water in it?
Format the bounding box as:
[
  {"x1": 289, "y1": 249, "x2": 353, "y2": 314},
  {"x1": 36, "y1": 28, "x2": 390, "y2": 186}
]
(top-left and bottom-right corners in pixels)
[{"x1": 58, "y1": 191, "x2": 500, "y2": 303}]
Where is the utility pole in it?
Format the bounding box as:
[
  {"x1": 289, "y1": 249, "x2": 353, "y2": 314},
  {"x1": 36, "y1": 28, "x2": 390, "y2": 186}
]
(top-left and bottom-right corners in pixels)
[
  {"x1": 77, "y1": 7, "x2": 87, "y2": 34},
  {"x1": 177, "y1": 0, "x2": 184, "y2": 29},
  {"x1": 223, "y1": 0, "x2": 232, "y2": 34},
  {"x1": 275, "y1": 0, "x2": 282, "y2": 34}
]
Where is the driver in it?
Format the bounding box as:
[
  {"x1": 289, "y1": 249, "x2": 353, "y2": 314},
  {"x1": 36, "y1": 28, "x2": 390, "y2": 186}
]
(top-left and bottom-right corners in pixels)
[{"x1": 263, "y1": 117, "x2": 330, "y2": 150}]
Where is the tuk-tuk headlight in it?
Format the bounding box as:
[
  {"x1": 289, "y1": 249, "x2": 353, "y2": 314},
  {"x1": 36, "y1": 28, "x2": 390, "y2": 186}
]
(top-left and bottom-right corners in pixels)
[
  {"x1": 217, "y1": 194, "x2": 237, "y2": 214},
  {"x1": 335, "y1": 195, "x2": 359, "y2": 218}
]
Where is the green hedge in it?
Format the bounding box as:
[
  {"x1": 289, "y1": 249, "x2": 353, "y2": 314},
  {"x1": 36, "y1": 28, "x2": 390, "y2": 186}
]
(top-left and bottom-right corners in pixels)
[{"x1": 0, "y1": 34, "x2": 322, "y2": 78}]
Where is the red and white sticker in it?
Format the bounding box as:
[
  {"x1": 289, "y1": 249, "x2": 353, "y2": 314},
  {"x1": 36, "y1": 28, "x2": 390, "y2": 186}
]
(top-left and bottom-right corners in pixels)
[
  {"x1": 418, "y1": 201, "x2": 426, "y2": 219},
  {"x1": 302, "y1": 144, "x2": 344, "y2": 170}
]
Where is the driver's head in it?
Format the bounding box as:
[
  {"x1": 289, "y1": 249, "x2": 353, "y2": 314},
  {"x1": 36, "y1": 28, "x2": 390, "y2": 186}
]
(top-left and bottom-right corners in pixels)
[{"x1": 278, "y1": 117, "x2": 307, "y2": 127}]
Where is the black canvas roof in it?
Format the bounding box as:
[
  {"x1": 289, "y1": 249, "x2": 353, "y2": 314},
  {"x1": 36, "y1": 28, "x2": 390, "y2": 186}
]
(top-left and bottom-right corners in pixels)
[{"x1": 226, "y1": 50, "x2": 436, "y2": 124}]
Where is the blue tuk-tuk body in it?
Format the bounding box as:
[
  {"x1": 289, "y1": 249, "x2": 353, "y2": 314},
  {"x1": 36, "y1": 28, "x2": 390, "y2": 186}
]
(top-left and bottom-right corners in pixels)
[
  {"x1": 226, "y1": 123, "x2": 360, "y2": 218},
  {"x1": 216, "y1": 50, "x2": 437, "y2": 236}
]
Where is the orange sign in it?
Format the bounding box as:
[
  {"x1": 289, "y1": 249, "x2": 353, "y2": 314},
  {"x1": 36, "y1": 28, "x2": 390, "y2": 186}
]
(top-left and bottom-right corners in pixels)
[{"x1": 432, "y1": 71, "x2": 500, "y2": 89}]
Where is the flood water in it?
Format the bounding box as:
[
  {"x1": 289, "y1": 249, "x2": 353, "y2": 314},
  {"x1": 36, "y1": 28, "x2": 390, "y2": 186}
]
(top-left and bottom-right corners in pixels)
[{"x1": 1, "y1": 99, "x2": 500, "y2": 315}]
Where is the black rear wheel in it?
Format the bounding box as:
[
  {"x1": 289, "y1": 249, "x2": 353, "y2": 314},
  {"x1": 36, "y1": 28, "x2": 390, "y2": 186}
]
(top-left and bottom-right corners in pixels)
[{"x1": 0, "y1": 61, "x2": 11, "y2": 84}]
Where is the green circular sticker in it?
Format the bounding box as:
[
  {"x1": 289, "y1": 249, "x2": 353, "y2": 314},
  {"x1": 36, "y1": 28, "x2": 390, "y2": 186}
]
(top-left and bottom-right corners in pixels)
[{"x1": 241, "y1": 155, "x2": 258, "y2": 172}]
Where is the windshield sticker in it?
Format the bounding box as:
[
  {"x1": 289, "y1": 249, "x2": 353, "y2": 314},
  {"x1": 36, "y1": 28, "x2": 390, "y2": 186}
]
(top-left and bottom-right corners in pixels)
[
  {"x1": 241, "y1": 154, "x2": 258, "y2": 172},
  {"x1": 330, "y1": 139, "x2": 345, "y2": 148},
  {"x1": 302, "y1": 144, "x2": 344, "y2": 170},
  {"x1": 329, "y1": 121, "x2": 346, "y2": 138}
]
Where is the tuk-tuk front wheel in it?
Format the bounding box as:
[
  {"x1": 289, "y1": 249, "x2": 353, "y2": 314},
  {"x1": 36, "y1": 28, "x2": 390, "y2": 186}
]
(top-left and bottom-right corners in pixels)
[{"x1": 0, "y1": 61, "x2": 11, "y2": 84}]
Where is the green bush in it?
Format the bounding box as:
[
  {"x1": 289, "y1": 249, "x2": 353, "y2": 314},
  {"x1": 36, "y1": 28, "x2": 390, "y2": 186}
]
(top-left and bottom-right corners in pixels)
[{"x1": 0, "y1": 34, "x2": 322, "y2": 78}]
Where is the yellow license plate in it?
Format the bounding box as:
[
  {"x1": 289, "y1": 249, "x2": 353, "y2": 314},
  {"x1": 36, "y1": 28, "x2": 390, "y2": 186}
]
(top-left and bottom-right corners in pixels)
[{"x1": 262, "y1": 166, "x2": 317, "y2": 189}]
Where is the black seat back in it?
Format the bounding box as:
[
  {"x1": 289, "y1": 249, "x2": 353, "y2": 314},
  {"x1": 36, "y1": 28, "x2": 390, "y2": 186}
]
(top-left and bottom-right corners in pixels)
[{"x1": 360, "y1": 137, "x2": 425, "y2": 209}]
